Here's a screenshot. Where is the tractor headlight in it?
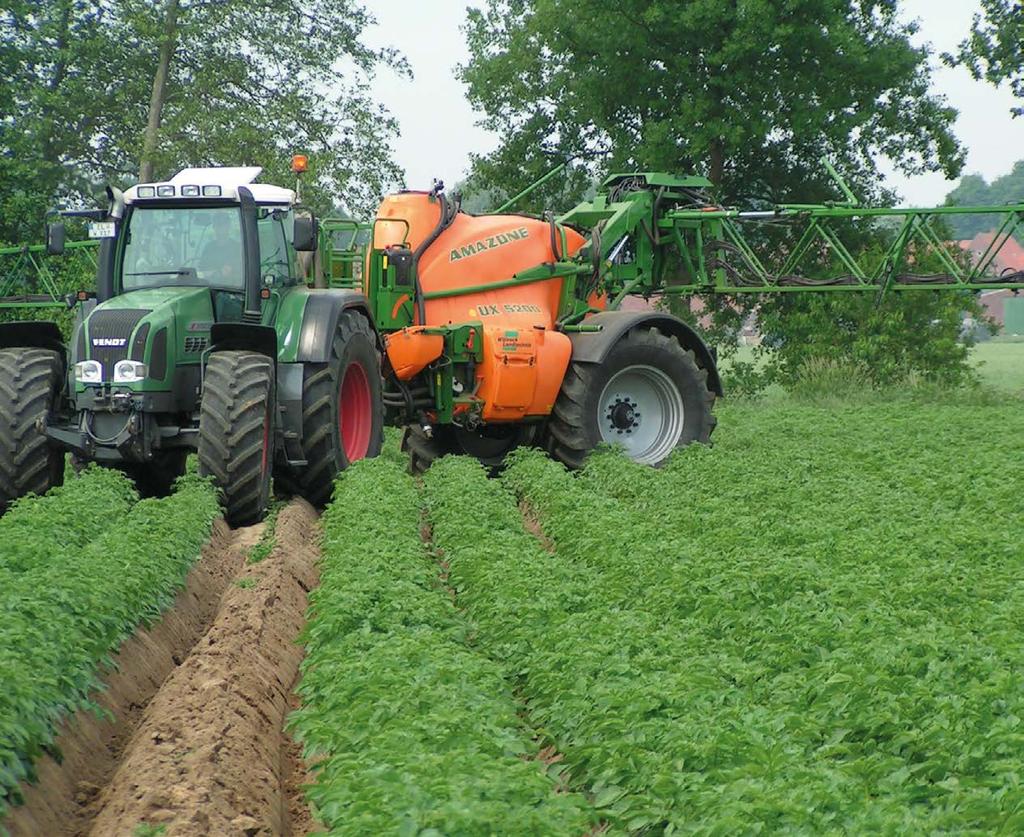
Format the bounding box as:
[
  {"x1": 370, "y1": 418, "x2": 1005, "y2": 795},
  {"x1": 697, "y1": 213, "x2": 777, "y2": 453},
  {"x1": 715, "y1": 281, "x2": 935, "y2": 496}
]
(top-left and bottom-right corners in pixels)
[
  {"x1": 74, "y1": 360, "x2": 103, "y2": 383},
  {"x1": 113, "y1": 360, "x2": 147, "y2": 383}
]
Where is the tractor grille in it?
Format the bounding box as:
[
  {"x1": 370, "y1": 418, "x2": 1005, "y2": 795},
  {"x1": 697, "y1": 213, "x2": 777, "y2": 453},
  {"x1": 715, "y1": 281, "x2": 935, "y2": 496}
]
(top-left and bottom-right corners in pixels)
[
  {"x1": 87, "y1": 308, "x2": 149, "y2": 376},
  {"x1": 183, "y1": 336, "x2": 208, "y2": 354}
]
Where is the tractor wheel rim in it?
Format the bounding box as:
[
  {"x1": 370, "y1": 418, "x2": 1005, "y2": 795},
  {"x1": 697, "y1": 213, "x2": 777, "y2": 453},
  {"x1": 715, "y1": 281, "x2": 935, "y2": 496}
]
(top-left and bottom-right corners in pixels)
[
  {"x1": 598, "y1": 364, "x2": 684, "y2": 464},
  {"x1": 339, "y1": 361, "x2": 372, "y2": 461}
]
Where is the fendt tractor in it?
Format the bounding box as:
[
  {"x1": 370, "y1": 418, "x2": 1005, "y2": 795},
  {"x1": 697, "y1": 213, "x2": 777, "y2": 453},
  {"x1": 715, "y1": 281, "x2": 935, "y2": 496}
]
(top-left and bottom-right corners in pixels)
[{"x1": 0, "y1": 164, "x2": 383, "y2": 524}]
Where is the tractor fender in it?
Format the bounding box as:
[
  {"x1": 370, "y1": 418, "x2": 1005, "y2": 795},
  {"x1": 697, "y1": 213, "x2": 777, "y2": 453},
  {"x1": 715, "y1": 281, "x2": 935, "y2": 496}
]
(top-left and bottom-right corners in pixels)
[
  {"x1": 566, "y1": 311, "x2": 723, "y2": 396},
  {"x1": 0, "y1": 321, "x2": 66, "y2": 357},
  {"x1": 294, "y1": 290, "x2": 375, "y2": 363},
  {"x1": 209, "y1": 323, "x2": 278, "y2": 359}
]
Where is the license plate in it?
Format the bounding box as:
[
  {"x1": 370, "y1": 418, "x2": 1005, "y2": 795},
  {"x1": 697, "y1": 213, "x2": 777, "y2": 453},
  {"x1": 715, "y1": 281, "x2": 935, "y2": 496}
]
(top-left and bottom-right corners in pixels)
[{"x1": 88, "y1": 222, "x2": 116, "y2": 239}]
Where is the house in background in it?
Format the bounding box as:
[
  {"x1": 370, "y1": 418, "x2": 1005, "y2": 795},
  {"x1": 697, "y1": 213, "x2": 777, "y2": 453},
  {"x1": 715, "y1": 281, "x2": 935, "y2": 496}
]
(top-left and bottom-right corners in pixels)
[{"x1": 958, "y1": 233, "x2": 1024, "y2": 334}]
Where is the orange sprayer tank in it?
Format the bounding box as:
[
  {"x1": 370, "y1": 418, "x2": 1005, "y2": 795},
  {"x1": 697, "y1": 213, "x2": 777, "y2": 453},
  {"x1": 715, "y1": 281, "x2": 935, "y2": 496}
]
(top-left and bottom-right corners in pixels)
[{"x1": 373, "y1": 193, "x2": 588, "y2": 421}]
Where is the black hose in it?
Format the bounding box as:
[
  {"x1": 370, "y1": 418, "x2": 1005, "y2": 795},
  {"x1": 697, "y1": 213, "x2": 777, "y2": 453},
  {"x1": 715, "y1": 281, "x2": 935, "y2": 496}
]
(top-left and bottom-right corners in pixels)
[{"x1": 412, "y1": 192, "x2": 458, "y2": 325}]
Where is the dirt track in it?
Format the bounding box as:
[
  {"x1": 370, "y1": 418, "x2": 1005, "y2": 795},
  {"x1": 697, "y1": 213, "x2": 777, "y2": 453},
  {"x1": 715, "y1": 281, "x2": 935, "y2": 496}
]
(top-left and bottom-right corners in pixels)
[
  {"x1": 4, "y1": 499, "x2": 322, "y2": 837},
  {"x1": 87, "y1": 499, "x2": 321, "y2": 837}
]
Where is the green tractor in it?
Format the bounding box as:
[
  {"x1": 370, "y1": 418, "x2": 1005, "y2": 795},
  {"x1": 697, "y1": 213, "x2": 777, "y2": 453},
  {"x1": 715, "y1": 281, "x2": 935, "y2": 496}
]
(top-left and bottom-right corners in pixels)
[{"x1": 0, "y1": 166, "x2": 383, "y2": 524}]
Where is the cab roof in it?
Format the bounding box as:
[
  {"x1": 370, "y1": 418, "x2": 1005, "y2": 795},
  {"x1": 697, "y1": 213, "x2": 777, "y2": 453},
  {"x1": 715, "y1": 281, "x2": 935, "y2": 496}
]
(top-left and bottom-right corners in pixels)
[{"x1": 124, "y1": 166, "x2": 294, "y2": 205}]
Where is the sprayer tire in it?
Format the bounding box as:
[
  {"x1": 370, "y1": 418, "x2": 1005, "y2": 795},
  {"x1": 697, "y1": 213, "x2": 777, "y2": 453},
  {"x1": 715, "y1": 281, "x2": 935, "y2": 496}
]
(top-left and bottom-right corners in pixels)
[
  {"x1": 401, "y1": 424, "x2": 450, "y2": 475},
  {"x1": 198, "y1": 351, "x2": 275, "y2": 526},
  {"x1": 0, "y1": 347, "x2": 64, "y2": 512},
  {"x1": 546, "y1": 327, "x2": 716, "y2": 469}
]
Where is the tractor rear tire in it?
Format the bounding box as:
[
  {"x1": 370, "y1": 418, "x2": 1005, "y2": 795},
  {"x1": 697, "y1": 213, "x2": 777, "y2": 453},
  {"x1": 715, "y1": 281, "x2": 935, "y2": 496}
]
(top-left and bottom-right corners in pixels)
[
  {"x1": 276, "y1": 310, "x2": 383, "y2": 506},
  {"x1": 402, "y1": 423, "x2": 537, "y2": 475},
  {"x1": 0, "y1": 347, "x2": 65, "y2": 512},
  {"x1": 198, "y1": 351, "x2": 275, "y2": 526},
  {"x1": 546, "y1": 327, "x2": 716, "y2": 469}
]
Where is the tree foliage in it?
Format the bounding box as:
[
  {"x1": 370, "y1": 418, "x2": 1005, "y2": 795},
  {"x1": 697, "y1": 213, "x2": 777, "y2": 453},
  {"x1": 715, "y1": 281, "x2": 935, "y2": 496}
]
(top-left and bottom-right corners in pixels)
[
  {"x1": 950, "y1": 0, "x2": 1024, "y2": 118},
  {"x1": 945, "y1": 159, "x2": 1024, "y2": 240},
  {"x1": 460, "y1": 0, "x2": 964, "y2": 206},
  {"x1": 0, "y1": 0, "x2": 403, "y2": 246}
]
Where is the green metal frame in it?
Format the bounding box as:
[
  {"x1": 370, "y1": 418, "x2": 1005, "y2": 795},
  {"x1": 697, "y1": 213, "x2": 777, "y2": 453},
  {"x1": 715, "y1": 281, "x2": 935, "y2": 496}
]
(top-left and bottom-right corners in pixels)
[
  {"x1": 319, "y1": 218, "x2": 371, "y2": 290},
  {"x1": 557, "y1": 162, "x2": 1024, "y2": 309},
  {"x1": 0, "y1": 239, "x2": 98, "y2": 308}
]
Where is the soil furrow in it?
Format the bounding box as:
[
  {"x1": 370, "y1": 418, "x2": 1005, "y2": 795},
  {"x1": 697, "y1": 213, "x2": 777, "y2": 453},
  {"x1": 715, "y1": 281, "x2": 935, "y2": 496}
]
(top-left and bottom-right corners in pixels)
[
  {"x1": 86, "y1": 499, "x2": 320, "y2": 837},
  {"x1": 6, "y1": 519, "x2": 255, "y2": 837}
]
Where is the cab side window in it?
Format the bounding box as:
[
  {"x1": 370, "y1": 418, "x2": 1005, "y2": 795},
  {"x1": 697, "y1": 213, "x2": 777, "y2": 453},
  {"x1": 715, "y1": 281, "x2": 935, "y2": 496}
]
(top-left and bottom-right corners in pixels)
[{"x1": 257, "y1": 213, "x2": 292, "y2": 286}]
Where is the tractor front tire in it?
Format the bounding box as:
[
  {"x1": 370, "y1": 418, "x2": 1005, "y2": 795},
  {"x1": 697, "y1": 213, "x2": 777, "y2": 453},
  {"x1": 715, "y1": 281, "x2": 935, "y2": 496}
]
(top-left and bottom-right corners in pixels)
[
  {"x1": 198, "y1": 351, "x2": 275, "y2": 526},
  {"x1": 0, "y1": 347, "x2": 65, "y2": 512},
  {"x1": 278, "y1": 311, "x2": 383, "y2": 506},
  {"x1": 546, "y1": 327, "x2": 716, "y2": 469}
]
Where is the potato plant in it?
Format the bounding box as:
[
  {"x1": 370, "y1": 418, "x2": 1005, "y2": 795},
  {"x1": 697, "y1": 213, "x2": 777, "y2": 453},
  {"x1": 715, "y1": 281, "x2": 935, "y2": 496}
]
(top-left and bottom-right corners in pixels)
[
  {"x1": 0, "y1": 474, "x2": 219, "y2": 819},
  {"x1": 290, "y1": 458, "x2": 594, "y2": 835},
  {"x1": 496, "y1": 400, "x2": 1024, "y2": 832}
]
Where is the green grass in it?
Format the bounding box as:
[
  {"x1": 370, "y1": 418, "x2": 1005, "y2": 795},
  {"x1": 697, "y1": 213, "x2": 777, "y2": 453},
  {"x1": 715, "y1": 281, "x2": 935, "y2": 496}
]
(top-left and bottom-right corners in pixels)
[
  {"x1": 972, "y1": 340, "x2": 1024, "y2": 392},
  {"x1": 717, "y1": 340, "x2": 1024, "y2": 400}
]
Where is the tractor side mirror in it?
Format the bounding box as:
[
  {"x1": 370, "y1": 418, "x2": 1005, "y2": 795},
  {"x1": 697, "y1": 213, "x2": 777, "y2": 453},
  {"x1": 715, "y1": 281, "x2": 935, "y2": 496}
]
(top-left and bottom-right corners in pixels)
[
  {"x1": 46, "y1": 222, "x2": 66, "y2": 256},
  {"x1": 293, "y1": 214, "x2": 319, "y2": 252}
]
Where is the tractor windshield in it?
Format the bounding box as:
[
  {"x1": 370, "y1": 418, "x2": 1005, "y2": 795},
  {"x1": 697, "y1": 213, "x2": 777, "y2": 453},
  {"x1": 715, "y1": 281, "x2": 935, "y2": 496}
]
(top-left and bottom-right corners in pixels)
[{"x1": 121, "y1": 206, "x2": 244, "y2": 291}]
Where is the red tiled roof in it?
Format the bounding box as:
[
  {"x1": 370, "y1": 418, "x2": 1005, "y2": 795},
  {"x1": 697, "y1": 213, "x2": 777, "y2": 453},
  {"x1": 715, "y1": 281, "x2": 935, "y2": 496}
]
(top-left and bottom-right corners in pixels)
[{"x1": 958, "y1": 232, "x2": 1024, "y2": 272}]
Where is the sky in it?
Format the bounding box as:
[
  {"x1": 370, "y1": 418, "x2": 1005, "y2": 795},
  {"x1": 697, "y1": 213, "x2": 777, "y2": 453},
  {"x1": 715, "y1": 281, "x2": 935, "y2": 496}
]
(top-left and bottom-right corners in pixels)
[{"x1": 363, "y1": 0, "x2": 1023, "y2": 207}]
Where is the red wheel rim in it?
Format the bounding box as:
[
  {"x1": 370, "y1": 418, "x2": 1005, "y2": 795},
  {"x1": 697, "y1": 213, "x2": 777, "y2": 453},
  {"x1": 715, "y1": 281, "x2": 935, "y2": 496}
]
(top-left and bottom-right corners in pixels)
[{"x1": 339, "y1": 361, "x2": 372, "y2": 461}]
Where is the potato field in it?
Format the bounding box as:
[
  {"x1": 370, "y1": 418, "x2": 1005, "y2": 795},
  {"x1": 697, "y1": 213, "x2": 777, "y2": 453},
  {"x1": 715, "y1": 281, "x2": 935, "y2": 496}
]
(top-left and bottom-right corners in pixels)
[{"x1": 1, "y1": 395, "x2": 1023, "y2": 835}]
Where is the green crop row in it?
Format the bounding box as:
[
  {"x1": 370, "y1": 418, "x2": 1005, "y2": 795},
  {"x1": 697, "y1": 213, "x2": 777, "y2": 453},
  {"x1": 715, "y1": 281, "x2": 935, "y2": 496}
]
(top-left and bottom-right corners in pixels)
[
  {"x1": 0, "y1": 467, "x2": 138, "y2": 572},
  {"x1": 0, "y1": 473, "x2": 220, "y2": 822},
  {"x1": 290, "y1": 458, "x2": 594, "y2": 835},
  {"x1": 496, "y1": 402, "x2": 1024, "y2": 833}
]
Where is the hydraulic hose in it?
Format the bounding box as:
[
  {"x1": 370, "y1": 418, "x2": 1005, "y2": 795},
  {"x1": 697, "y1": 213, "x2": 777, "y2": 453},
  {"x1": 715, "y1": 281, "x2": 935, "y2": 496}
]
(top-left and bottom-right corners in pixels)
[{"x1": 411, "y1": 190, "x2": 459, "y2": 325}]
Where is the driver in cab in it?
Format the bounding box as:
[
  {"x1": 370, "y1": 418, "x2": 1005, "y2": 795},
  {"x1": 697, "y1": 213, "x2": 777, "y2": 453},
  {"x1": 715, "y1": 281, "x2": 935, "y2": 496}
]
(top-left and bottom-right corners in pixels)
[{"x1": 200, "y1": 213, "x2": 243, "y2": 288}]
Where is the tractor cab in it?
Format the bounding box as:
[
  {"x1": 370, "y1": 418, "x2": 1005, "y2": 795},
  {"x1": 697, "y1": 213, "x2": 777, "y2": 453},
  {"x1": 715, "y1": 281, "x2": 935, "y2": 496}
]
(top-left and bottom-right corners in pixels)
[{"x1": 89, "y1": 167, "x2": 313, "y2": 318}]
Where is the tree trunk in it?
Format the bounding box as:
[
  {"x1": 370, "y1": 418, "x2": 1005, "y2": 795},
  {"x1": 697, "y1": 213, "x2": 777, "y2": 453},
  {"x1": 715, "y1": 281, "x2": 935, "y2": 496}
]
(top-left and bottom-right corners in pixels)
[
  {"x1": 41, "y1": 0, "x2": 74, "y2": 167},
  {"x1": 139, "y1": 0, "x2": 181, "y2": 182},
  {"x1": 709, "y1": 139, "x2": 725, "y2": 188}
]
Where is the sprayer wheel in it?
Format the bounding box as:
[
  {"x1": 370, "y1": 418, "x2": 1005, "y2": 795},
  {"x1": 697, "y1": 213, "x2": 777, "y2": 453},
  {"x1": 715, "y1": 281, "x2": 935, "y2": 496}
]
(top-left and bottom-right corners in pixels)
[
  {"x1": 402, "y1": 423, "x2": 538, "y2": 475},
  {"x1": 546, "y1": 326, "x2": 716, "y2": 469}
]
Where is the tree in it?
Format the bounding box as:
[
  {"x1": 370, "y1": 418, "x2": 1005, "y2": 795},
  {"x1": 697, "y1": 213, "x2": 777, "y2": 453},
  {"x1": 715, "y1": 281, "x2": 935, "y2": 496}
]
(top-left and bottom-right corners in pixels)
[
  {"x1": 460, "y1": 0, "x2": 982, "y2": 390},
  {"x1": 112, "y1": 0, "x2": 407, "y2": 217},
  {"x1": 0, "y1": 2, "x2": 125, "y2": 243},
  {"x1": 461, "y1": 0, "x2": 963, "y2": 207},
  {"x1": 0, "y1": 0, "x2": 403, "y2": 247},
  {"x1": 950, "y1": 0, "x2": 1024, "y2": 117}
]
